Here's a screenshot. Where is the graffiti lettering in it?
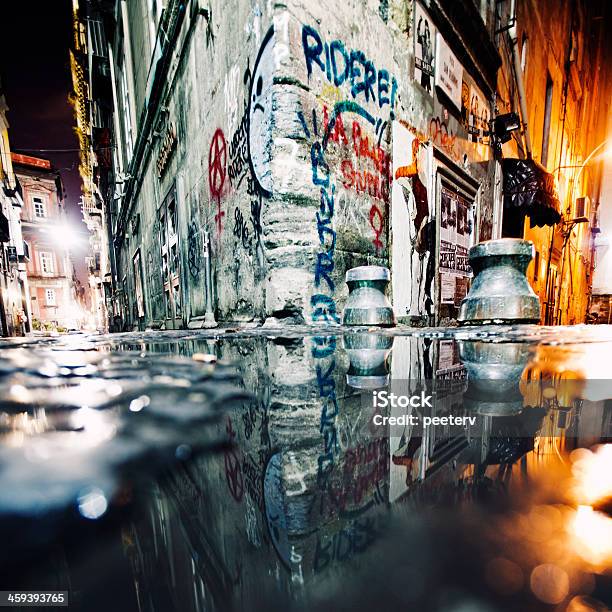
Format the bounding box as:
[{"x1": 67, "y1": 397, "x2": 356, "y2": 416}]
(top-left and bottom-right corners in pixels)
[
  {"x1": 323, "y1": 438, "x2": 388, "y2": 518},
  {"x1": 313, "y1": 516, "x2": 379, "y2": 573},
  {"x1": 187, "y1": 221, "x2": 201, "y2": 279},
  {"x1": 323, "y1": 107, "x2": 389, "y2": 252},
  {"x1": 233, "y1": 207, "x2": 252, "y2": 253},
  {"x1": 314, "y1": 343, "x2": 339, "y2": 491},
  {"x1": 228, "y1": 110, "x2": 249, "y2": 189},
  {"x1": 311, "y1": 295, "x2": 340, "y2": 325},
  {"x1": 311, "y1": 334, "x2": 337, "y2": 357},
  {"x1": 302, "y1": 26, "x2": 397, "y2": 117},
  {"x1": 242, "y1": 454, "x2": 264, "y2": 511}
]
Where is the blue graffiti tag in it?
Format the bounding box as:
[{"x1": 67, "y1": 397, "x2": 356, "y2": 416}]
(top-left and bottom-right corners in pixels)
[
  {"x1": 302, "y1": 25, "x2": 397, "y2": 118},
  {"x1": 312, "y1": 338, "x2": 339, "y2": 490}
]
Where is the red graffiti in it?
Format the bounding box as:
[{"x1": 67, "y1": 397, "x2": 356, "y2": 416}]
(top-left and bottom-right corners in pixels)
[
  {"x1": 322, "y1": 105, "x2": 348, "y2": 145},
  {"x1": 324, "y1": 438, "x2": 389, "y2": 516},
  {"x1": 351, "y1": 121, "x2": 390, "y2": 177},
  {"x1": 209, "y1": 129, "x2": 227, "y2": 235},
  {"x1": 369, "y1": 204, "x2": 384, "y2": 253},
  {"x1": 340, "y1": 160, "x2": 389, "y2": 201},
  {"x1": 223, "y1": 417, "x2": 244, "y2": 503}
]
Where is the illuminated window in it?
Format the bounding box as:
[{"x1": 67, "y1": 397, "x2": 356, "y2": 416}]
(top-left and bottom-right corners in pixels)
[
  {"x1": 40, "y1": 251, "x2": 54, "y2": 275},
  {"x1": 45, "y1": 289, "x2": 56, "y2": 306},
  {"x1": 32, "y1": 196, "x2": 46, "y2": 218}
]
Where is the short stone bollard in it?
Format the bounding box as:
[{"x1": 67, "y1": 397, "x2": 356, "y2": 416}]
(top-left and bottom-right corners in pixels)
[
  {"x1": 342, "y1": 266, "x2": 396, "y2": 327},
  {"x1": 458, "y1": 239, "x2": 540, "y2": 325},
  {"x1": 344, "y1": 333, "x2": 394, "y2": 388},
  {"x1": 459, "y1": 340, "x2": 530, "y2": 416}
]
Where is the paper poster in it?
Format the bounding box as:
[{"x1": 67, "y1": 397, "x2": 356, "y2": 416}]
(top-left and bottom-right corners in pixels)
[
  {"x1": 440, "y1": 272, "x2": 455, "y2": 304},
  {"x1": 392, "y1": 121, "x2": 435, "y2": 318},
  {"x1": 468, "y1": 84, "x2": 489, "y2": 144},
  {"x1": 439, "y1": 186, "x2": 473, "y2": 278},
  {"x1": 414, "y1": 2, "x2": 436, "y2": 96}
]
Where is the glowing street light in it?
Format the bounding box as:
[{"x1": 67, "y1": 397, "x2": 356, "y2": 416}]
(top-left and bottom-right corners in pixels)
[{"x1": 38, "y1": 221, "x2": 89, "y2": 251}]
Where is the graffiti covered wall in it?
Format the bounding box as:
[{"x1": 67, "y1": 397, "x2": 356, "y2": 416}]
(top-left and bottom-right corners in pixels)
[{"x1": 114, "y1": 0, "x2": 498, "y2": 328}]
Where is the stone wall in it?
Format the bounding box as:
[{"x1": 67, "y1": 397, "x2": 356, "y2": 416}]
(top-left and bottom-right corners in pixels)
[{"x1": 115, "y1": 0, "x2": 498, "y2": 328}]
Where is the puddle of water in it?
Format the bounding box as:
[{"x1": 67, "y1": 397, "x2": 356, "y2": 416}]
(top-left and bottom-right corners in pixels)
[{"x1": 0, "y1": 327, "x2": 611, "y2": 611}]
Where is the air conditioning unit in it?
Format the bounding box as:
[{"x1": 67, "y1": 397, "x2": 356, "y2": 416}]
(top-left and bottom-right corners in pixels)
[{"x1": 575, "y1": 195, "x2": 590, "y2": 219}]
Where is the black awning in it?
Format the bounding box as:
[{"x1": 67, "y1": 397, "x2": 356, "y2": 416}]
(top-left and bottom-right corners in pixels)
[{"x1": 502, "y1": 158, "x2": 561, "y2": 237}]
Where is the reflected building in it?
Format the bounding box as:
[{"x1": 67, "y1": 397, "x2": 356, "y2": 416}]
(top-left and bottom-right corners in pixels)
[{"x1": 109, "y1": 331, "x2": 611, "y2": 611}]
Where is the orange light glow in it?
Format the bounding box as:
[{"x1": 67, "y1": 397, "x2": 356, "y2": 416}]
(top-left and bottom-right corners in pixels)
[
  {"x1": 571, "y1": 444, "x2": 612, "y2": 506},
  {"x1": 571, "y1": 505, "x2": 612, "y2": 570}
]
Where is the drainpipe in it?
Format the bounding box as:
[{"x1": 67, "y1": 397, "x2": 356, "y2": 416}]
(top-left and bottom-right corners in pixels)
[
  {"x1": 202, "y1": 230, "x2": 217, "y2": 328},
  {"x1": 508, "y1": 0, "x2": 533, "y2": 159}
]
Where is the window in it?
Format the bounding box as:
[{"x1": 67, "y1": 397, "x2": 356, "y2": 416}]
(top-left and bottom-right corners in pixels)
[
  {"x1": 541, "y1": 75, "x2": 554, "y2": 167},
  {"x1": 32, "y1": 196, "x2": 46, "y2": 218},
  {"x1": 133, "y1": 250, "x2": 145, "y2": 318},
  {"x1": 118, "y1": 55, "x2": 134, "y2": 160},
  {"x1": 45, "y1": 289, "x2": 56, "y2": 306},
  {"x1": 40, "y1": 251, "x2": 54, "y2": 275}
]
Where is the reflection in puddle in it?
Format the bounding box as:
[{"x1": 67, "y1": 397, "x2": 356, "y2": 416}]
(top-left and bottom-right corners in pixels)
[{"x1": 0, "y1": 328, "x2": 610, "y2": 610}]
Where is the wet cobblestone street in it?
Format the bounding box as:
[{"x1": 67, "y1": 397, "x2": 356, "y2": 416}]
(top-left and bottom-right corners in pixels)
[{"x1": 1, "y1": 325, "x2": 611, "y2": 611}]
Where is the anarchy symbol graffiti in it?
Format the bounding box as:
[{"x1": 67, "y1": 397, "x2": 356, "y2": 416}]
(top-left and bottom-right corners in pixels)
[
  {"x1": 209, "y1": 129, "x2": 227, "y2": 236},
  {"x1": 209, "y1": 129, "x2": 227, "y2": 197}
]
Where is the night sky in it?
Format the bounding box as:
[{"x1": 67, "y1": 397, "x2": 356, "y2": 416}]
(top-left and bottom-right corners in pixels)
[{"x1": 0, "y1": 0, "x2": 88, "y2": 279}]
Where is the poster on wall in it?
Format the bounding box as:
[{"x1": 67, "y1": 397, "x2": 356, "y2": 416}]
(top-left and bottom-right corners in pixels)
[
  {"x1": 435, "y1": 33, "x2": 462, "y2": 111},
  {"x1": 391, "y1": 121, "x2": 435, "y2": 318},
  {"x1": 468, "y1": 83, "x2": 489, "y2": 144},
  {"x1": 414, "y1": 2, "x2": 436, "y2": 96},
  {"x1": 439, "y1": 186, "x2": 474, "y2": 305}
]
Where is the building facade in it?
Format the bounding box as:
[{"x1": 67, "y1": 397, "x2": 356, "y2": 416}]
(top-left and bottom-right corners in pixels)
[
  {"x1": 591, "y1": 111, "x2": 612, "y2": 323},
  {"x1": 496, "y1": 0, "x2": 611, "y2": 325},
  {"x1": 13, "y1": 153, "x2": 80, "y2": 331},
  {"x1": 70, "y1": 0, "x2": 113, "y2": 332},
  {"x1": 79, "y1": 0, "x2": 610, "y2": 330},
  {"x1": 0, "y1": 80, "x2": 30, "y2": 337}
]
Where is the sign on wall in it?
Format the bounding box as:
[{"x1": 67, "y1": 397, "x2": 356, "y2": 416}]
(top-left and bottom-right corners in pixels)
[
  {"x1": 461, "y1": 81, "x2": 489, "y2": 144},
  {"x1": 414, "y1": 2, "x2": 436, "y2": 96},
  {"x1": 435, "y1": 33, "x2": 462, "y2": 111}
]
